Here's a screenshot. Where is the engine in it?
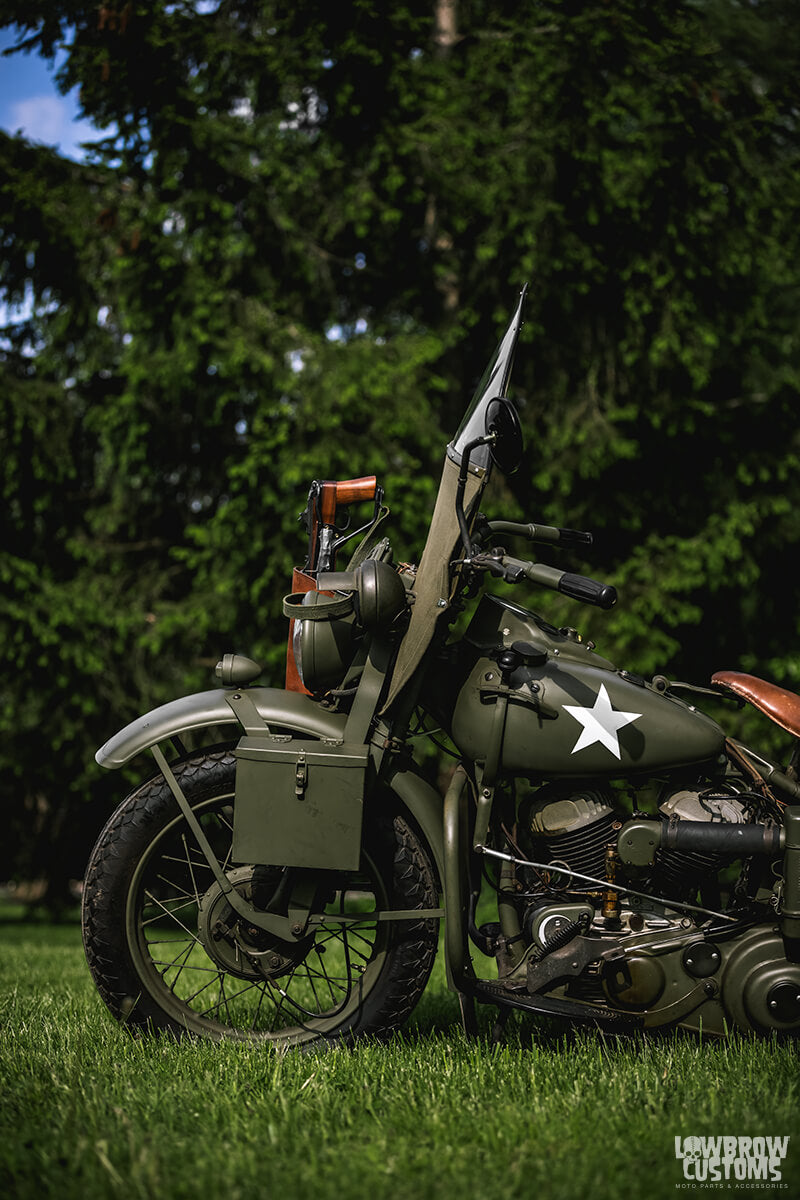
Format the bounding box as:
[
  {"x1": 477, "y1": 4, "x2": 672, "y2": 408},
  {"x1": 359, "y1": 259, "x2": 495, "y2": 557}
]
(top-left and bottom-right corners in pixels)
[
  {"x1": 653, "y1": 787, "x2": 753, "y2": 900},
  {"x1": 511, "y1": 779, "x2": 800, "y2": 1035},
  {"x1": 518, "y1": 781, "x2": 756, "y2": 903}
]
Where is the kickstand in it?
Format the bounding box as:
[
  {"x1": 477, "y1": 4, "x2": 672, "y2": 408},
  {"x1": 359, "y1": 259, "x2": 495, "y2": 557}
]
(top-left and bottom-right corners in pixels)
[
  {"x1": 491, "y1": 1005, "x2": 511, "y2": 1044},
  {"x1": 458, "y1": 991, "x2": 479, "y2": 1037}
]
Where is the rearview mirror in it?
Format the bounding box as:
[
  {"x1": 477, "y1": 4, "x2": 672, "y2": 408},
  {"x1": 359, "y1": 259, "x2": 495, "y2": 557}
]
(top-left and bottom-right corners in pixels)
[{"x1": 485, "y1": 397, "x2": 523, "y2": 476}]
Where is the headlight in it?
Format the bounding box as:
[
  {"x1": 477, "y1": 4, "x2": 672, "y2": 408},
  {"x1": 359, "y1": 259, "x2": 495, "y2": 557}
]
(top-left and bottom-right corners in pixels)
[{"x1": 294, "y1": 593, "x2": 359, "y2": 693}]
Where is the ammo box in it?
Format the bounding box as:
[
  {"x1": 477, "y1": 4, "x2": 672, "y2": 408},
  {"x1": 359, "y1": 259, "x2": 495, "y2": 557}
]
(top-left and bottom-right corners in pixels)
[{"x1": 232, "y1": 736, "x2": 369, "y2": 870}]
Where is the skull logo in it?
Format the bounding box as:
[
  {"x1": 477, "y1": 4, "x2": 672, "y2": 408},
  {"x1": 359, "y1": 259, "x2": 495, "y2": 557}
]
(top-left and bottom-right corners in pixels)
[{"x1": 682, "y1": 1137, "x2": 703, "y2": 1162}]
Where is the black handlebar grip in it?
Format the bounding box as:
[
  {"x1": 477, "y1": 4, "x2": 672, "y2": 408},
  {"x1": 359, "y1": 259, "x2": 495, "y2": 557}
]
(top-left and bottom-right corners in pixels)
[
  {"x1": 556, "y1": 527, "x2": 594, "y2": 549},
  {"x1": 487, "y1": 521, "x2": 593, "y2": 548},
  {"x1": 661, "y1": 820, "x2": 784, "y2": 857},
  {"x1": 558, "y1": 572, "x2": 617, "y2": 609}
]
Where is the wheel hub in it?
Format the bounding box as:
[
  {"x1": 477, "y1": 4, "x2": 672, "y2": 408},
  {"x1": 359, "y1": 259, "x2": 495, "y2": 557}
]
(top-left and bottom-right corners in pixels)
[{"x1": 197, "y1": 866, "x2": 315, "y2": 981}]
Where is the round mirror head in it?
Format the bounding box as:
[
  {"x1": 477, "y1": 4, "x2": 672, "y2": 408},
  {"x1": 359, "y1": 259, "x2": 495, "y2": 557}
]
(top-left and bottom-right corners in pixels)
[{"x1": 485, "y1": 397, "x2": 523, "y2": 476}]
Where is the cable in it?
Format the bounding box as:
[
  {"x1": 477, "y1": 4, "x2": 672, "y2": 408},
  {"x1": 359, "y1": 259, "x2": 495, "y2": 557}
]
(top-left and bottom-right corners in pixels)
[{"x1": 476, "y1": 845, "x2": 739, "y2": 924}]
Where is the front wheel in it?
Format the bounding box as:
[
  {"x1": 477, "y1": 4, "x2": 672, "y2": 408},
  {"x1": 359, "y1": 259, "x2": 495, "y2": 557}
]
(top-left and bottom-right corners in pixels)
[{"x1": 82, "y1": 750, "x2": 439, "y2": 1046}]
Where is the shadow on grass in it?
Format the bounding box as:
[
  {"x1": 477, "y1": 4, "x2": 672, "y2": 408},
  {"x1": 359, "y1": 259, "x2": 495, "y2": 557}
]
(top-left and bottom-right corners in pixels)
[{"x1": 403, "y1": 985, "x2": 767, "y2": 1058}]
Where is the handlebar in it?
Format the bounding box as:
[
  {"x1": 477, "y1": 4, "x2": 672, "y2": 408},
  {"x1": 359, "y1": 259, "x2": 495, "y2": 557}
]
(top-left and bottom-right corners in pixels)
[
  {"x1": 473, "y1": 553, "x2": 617, "y2": 610},
  {"x1": 485, "y1": 520, "x2": 593, "y2": 549},
  {"x1": 558, "y1": 571, "x2": 618, "y2": 609}
]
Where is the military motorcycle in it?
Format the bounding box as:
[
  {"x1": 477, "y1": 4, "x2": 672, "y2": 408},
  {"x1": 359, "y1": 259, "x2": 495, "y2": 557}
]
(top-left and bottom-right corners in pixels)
[{"x1": 83, "y1": 287, "x2": 800, "y2": 1044}]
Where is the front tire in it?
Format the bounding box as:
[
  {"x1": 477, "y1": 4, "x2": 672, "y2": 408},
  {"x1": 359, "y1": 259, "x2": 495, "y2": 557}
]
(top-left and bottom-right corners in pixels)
[{"x1": 82, "y1": 750, "x2": 439, "y2": 1046}]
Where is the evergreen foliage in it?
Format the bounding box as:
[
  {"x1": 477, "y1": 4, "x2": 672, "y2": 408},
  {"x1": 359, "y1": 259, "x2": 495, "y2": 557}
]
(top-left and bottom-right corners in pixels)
[{"x1": 1, "y1": 0, "x2": 799, "y2": 899}]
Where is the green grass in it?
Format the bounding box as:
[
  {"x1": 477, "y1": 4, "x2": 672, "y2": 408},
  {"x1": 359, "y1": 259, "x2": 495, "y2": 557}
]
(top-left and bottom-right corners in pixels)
[{"x1": 1, "y1": 914, "x2": 798, "y2": 1200}]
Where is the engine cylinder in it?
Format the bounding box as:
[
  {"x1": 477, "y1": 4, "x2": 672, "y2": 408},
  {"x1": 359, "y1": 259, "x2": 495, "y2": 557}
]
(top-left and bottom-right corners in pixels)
[
  {"x1": 523, "y1": 787, "x2": 616, "y2": 881},
  {"x1": 654, "y1": 788, "x2": 751, "y2": 900}
]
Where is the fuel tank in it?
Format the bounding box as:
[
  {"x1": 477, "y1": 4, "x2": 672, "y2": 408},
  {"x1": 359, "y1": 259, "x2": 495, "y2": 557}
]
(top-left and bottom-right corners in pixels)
[{"x1": 448, "y1": 595, "x2": 725, "y2": 777}]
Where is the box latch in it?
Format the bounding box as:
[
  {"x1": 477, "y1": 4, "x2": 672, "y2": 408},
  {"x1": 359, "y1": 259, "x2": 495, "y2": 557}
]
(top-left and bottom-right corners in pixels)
[{"x1": 294, "y1": 752, "x2": 308, "y2": 800}]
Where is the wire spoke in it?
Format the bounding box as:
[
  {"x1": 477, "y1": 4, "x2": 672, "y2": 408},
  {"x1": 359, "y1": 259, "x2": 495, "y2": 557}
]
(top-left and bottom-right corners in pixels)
[
  {"x1": 267, "y1": 971, "x2": 348, "y2": 1024},
  {"x1": 314, "y1": 925, "x2": 373, "y2": 949},
  {"x1": 181, "y1": 833, "x2": 202, "y2": 906},
  {"x1": 152, "y1": 872, "x2": 195, "y2": 901},
  {"x1": 213, "y1": 978, "x2": 271, "y2": 1012},
  {"x1": 198, "y1": 973, "x2": 230, "y2": 1023},
  {"x1": 146, "y1": 936, "x2": 196, "y2": 946},
  {"x1": 313, "y1": 927, "x2": 375, "y2": 963},
  {"x1": 304, "y1": 966, "x2": 352, "y2": 986},
  {"x1": 213, "y1": 810, "x2": 235, "y2": 835},
  {"x1": 311, "y1": 949, "x2": 347, "y2": 1002},
  {"x1": 160, "y1": 852, "x2": 216, "y2": 875},
  {"x1": 198, "y1": 974, "x2": 262, "y2": 1021},
  {"x1": 182, "y1": 973, "x2": 226, "y2": 1006},
  {"x1": 339, "y1": 928, "x2": 377, "y2": 955},
  {"x1": 160, "y1": 940, "x2": 197, "y2": 992},
  {"x1": 310, "y1": 950, "x2": 340, "y2": 990},
  {"x1": 141, "y1": 896, "x2": 197, "y2": 928},
  {"x1": 195, "y1": 974, "x2": 226, "y2": 1012},
  {"x1": 143, "y1": 889, "x2": 203, "y2": 945},
  {"x1": 268, "y1": 981, "x2": 296, "y2": 1031},
  {"x1": 301, "y1": 961, "x2": 324, "y2": 1012},
  {"x1": 250, "y1": 982, "x2": 269, "y2": 1031},
  {"x1": 134, "y1": 793, "x2": 394, "y2": 1038},
  {"x1": 151, "y1": 959, "x2": 219, "y2": 974}
]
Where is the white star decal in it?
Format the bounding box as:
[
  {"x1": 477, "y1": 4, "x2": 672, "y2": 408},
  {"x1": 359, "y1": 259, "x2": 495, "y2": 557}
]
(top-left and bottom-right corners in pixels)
[{"x1": 563, "y1": 684, "x2": 642, "y2": 760}]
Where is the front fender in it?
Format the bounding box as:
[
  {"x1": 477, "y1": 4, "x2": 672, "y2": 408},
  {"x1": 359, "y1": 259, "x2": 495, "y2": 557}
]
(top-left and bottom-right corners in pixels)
[{"x1": 95, "y1": 687, "x2": 348, "y2": 769}]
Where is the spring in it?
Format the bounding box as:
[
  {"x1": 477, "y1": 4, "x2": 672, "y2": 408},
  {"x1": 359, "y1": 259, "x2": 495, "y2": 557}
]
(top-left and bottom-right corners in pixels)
[{"x1": 530, "y1": 912, "x2": 589, "y2": 964}]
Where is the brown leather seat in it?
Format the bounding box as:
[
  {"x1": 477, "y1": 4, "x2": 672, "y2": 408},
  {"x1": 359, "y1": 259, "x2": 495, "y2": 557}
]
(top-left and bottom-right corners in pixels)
[{"x1": 712, "y1": 671, "x2": 800, "y2": 739}]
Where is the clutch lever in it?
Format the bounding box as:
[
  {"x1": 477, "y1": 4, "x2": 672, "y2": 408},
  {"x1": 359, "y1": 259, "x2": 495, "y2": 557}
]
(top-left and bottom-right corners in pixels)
[{"x1": 470, "y1": 552, "x2": 617, "y2": 609}]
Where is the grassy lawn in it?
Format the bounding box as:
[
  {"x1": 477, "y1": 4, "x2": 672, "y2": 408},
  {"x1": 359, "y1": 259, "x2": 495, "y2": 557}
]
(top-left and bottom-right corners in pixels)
[{"x1": 1, "y1": 911, "x2": 798, "y2": 1200}]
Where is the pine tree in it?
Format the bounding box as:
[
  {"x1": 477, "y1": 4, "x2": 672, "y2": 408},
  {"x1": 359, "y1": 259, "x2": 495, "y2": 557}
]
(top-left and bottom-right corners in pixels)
[{"x1": 1, "y1": 0, "x2": 799, "y2": 899}]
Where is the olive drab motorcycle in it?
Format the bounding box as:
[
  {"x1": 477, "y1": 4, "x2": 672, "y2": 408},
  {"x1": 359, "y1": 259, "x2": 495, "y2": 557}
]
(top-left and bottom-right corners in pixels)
[{"x1": 82, "y1": 287, "x2": 800, "y2": 1044}]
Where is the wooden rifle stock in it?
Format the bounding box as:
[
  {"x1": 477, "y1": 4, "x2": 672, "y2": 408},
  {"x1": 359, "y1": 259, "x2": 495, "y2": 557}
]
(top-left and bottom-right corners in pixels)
[
  {"x1": 305, "y1": 476, "x2": 378, "y2": 571},
  {"x1": 319, "y1": 476, "x2": 377, "y2": 526},
  {"x1": 291, "y1": 476, "x2": 379, "y2": 689}
]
